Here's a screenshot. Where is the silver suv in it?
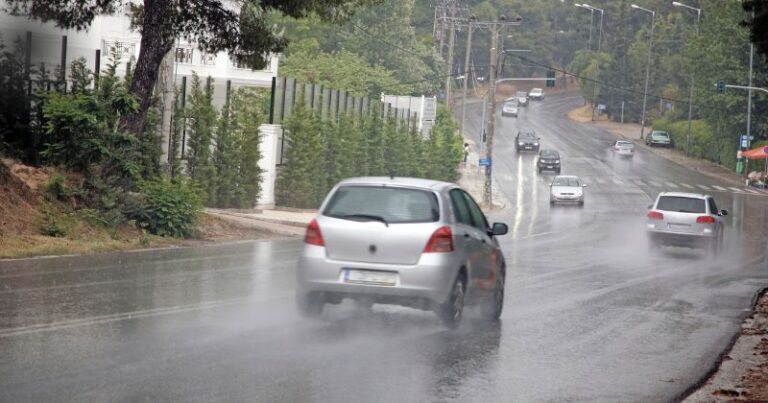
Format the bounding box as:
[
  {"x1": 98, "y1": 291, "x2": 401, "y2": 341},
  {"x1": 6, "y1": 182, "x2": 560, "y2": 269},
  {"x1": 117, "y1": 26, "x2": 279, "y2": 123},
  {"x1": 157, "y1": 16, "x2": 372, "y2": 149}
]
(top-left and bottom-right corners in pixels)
[
  {"x1": 646, "y1": 192, "x2": 728, "y2": 255},
  {"x1": 296, "y1": 177, "x2": 508, "y2": 329}
]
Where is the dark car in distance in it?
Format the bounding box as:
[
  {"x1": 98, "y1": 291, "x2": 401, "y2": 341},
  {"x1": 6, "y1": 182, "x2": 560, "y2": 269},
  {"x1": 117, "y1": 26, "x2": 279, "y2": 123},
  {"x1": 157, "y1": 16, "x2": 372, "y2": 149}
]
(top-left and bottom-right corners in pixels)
[
  {"x1": 515, "y1": 131, "x2": 540, "y2": 152},
  {"x1": 537, "y1": 149, "x2": 561, "y2": 173}
]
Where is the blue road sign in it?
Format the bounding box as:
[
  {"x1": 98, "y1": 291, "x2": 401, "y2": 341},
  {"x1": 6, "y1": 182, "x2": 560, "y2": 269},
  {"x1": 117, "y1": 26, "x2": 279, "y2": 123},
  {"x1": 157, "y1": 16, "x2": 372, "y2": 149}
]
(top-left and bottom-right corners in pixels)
[{"x1": 479, "y1": 158, "x2": 492, "y2": 167}]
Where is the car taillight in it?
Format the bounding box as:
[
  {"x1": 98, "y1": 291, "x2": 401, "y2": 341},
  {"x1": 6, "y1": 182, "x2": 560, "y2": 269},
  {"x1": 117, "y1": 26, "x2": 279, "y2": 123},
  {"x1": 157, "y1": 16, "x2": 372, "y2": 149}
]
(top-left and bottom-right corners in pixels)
[
  {"x1": 696, "y1": 216, "x2": 715, "y2": 224},
  {"x1": 424, "y1": 226, "x2": 454, "y2": 253},
  {"x1": 304, "y1": 219, "x2": 324, "y2": 246},
  {"x1": 647, "y1": 211, "x2": 664, "y2": 220}
]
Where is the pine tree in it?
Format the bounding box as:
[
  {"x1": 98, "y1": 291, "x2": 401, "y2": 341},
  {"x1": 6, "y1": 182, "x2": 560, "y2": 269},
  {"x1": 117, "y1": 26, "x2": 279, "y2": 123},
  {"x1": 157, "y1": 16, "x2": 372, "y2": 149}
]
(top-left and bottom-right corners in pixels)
[
  {"x1": 362, "y1": 103, "x2": 386, "y2": 176},
  {"x1": 186, "y1": 73, "x2": 218, "y2": 204},
  {"x1": 213, "y1": 87, "x2": 238, "y2": 207},
  {"x1": 276, "y1": 94, "x2": 325, "y2": 208},
  {"x1": 168, "y1": 87, "x2": 184, "y2": 181},
  {"x1": 231, "y1": 87, "x2": 264, "y2": 208}
]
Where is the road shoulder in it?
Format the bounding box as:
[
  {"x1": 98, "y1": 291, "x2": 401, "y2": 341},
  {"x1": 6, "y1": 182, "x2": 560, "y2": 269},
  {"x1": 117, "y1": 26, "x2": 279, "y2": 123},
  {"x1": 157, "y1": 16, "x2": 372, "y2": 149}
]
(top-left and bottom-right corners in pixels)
[{"x1": 682, "y1": 288, "x2": 768, "y2": 402}]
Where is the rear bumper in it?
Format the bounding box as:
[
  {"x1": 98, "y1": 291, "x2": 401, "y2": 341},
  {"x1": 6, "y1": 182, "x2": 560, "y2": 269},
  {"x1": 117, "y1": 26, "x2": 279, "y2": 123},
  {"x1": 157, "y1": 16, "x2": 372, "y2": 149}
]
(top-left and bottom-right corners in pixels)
[
  {"x1": 517, "y1": 145, "x2": 538, "y2": 151},
  {"x1": 502, "y1": 111, "x2": 518, "y2": 117},
  {"x1": 648, "y1": 141, "x2": 672, "y2": 147},
  {"x1": 551, "y1": 194, "x2": 583, "y2": 203},
  {"x1": 647, "y1": 229, "x2": 714, "y2": 247},
  {"x1": 297, "y1": 245, "x2": 459, "y2": 306}
]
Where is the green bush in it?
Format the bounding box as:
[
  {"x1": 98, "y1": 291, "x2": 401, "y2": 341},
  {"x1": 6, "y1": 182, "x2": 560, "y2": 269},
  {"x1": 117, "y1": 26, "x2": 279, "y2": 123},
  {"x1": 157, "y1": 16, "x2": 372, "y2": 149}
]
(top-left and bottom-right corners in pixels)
[
  {"x1": 130, "y1": 179, "x2": 205, "y2": 238},
  {"x1": 45, "y1": 175, "x2": 71, "y2": 202}
]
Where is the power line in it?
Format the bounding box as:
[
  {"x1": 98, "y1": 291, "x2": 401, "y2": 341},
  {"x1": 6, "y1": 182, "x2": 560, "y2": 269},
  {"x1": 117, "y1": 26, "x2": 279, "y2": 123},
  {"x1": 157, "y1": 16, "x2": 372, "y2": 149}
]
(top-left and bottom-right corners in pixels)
[{"x1": 349, "y1": 23, "x2": 430, "y2": 59}]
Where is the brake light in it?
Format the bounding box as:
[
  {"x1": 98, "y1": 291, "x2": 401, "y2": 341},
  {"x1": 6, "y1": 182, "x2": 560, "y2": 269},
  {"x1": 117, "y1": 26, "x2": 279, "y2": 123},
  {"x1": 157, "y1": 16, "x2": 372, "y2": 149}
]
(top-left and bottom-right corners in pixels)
[
  {"x1": 304, "y1": 219, "x2": 325, "y2": 246},
  {"x1": 696, "y1": 216, "x2": 715, "y2": 224},
  {"x1": 424, "y1": 226, "x2": 454, "y2": 253},
  {"x1": 647, "y1": 211, "x2": 664, "y2": 220}
]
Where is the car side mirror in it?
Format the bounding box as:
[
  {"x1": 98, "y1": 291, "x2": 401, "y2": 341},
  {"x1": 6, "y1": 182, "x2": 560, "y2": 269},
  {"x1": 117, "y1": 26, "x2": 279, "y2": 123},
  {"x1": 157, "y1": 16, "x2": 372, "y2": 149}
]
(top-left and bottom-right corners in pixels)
[
  {"x1": 549, "y1": 183, "x2": 553, "y2": 187},
  {"x1": 719, "y1": 209, "x2": 729, "y2": 216},
  {"x1": 490, "y1": 222, "x2": 508, "y2": 236}
]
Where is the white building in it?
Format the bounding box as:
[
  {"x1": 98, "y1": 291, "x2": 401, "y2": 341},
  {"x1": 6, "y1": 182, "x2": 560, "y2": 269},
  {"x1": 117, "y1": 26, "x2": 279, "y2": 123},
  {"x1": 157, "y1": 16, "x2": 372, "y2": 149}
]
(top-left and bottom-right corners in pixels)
[{"x1": 0, "y1": 4, "x2": 281, "y2": 207}]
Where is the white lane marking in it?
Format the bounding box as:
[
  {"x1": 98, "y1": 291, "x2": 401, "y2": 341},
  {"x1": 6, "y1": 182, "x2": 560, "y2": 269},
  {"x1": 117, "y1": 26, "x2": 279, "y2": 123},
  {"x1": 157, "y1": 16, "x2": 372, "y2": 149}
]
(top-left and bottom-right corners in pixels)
[
  {"x1": 696, "y1": 184, "x2": 711, "y2": 190},
  {"x1": 665, "y1": 182, "x2": 678, "y2": 187},
  {"x1": 0, "y1": 296, "x2": 260, "y2": 338},
  {"x1": 612, "y1": 178, "x2": 623, "y2": 185},
  {"x1": 712, "y1": 185, "x2": 727, "y2": 191},
  {"x1": 744, "y1": 188, "x2": 761, "y2": 194},
  {"x1": 729, "y1": 187, "x2": 744, "y2": 192},
  {"x1": 632, "y1": 180, "x2": 646, "y2": 186},
  {"x1": 648, "y1": 180, "x2": 662, "y2": 187},
  {"x1": 680, "y1": 183, "x2": 694, "y2": 189},
  {"x1": 594, "y1": 177, "x2": 606, "y2": 184}
]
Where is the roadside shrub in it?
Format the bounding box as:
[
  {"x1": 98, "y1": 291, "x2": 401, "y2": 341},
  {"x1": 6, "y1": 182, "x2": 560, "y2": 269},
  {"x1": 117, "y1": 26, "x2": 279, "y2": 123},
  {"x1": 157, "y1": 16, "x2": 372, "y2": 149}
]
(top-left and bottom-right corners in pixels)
[
  {"x1": 130, "y1": 179, "x2": 205, "y2": 238},
  {"x1": 45, "y1": 175, "x2": 71, "y2": 202},
  {"x1": 39, "y1": 209, "x2": 67, "y2": 237}
]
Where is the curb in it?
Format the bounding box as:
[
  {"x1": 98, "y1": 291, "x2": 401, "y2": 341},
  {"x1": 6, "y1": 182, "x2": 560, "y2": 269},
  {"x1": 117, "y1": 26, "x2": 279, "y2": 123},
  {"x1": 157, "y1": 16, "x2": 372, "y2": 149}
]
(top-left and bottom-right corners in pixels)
[{"x1": 673, "y1": 286, "x2": 768, "y2": 402}]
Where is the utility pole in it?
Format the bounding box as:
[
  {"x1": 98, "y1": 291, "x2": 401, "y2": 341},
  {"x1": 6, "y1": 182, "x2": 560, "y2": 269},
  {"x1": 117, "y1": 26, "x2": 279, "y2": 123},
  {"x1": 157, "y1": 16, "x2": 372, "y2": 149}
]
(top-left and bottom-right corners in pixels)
[
  {"x1": 485, "y1": 23, "x2": 500, "y2": 209},
  {"x1": 445, "y1": 13, "x2": 457, "y2": 109},
  {"x1": 632, "y1": 4, "x2": 655, "y2": 140},
  {"x1": 745, "y1": 41, "x2": 754, "y2": 177},
  {"x1": 460, "y1": 16, "x2": 476, "y2": 135},
  {"x1": 673, "y1": 1, "x2": 701, "y2": 157}
]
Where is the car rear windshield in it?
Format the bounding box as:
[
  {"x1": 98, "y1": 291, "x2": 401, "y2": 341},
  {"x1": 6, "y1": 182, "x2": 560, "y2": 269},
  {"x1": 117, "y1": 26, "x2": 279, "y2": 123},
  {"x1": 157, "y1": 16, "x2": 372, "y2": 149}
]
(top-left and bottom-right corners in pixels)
[
  {"x1": 656, "y1": 196, "x2": 706, "y2": 214},
  {"x1": 518, "y1": 132, "x2": 535, "y2": 139},
  {"x1": 504, "y1": 101, "x2": 517, "y2": 108},
  {"x1": 323, "y1": 186, "x2": 439, "y2": 223},
  {"x1": 617, "y1": 141, "x2": 633, "y2": 147},
  {"x1": 653, "y1": 132, "x2": 670, "y2": 139},
  {"x1": 516, "y1": 91, "x2": 527, "y2": 97}
]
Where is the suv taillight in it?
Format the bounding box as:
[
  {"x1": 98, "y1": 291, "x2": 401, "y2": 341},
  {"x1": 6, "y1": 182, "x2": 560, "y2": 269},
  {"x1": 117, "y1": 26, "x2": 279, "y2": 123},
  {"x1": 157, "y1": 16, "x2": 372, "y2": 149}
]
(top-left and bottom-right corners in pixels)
[
  {"x1": 696, "y1": 216, "x2": 715, "y2": 224},
  {"x1": 304, "y1": 219, "x2": 325, "y2": 246},
  {"x1": 424, "y1": 226, "x2": 454, "y2": 253},
  {"x1": 647, "y1": 211, "x2": 664, "y2": 220}
]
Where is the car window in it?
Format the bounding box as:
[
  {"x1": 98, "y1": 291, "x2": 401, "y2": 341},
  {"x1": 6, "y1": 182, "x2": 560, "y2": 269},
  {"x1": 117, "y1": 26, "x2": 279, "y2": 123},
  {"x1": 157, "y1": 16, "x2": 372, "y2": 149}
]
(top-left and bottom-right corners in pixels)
[
  {"x1": 461, "y1": 191, "x2": 489, "y2": 232},
  {"x1": 504, "y1": 101, "x2": 516, "y2": 108},
  {"x1": 449, "y1": 189, "x2": 472, "y2": 226},
  {"x1": 553, "y1": 177, "x2": 579, "y2": 186},
  {"x1": 656, "y1": 196, "x2": 706, "y2": 214},
  {"x1": 708, "y1": 197, "x2": 718, "y2": 214},
  {"x1": 516, "y1": 91, "x2": 527, "y2": 97},
  {"x1": 518, "y1": 132, "x2": 535, "y2": 139},
  {"x1": 323, "y1": 186, "x2": 439, "y2": 223}
]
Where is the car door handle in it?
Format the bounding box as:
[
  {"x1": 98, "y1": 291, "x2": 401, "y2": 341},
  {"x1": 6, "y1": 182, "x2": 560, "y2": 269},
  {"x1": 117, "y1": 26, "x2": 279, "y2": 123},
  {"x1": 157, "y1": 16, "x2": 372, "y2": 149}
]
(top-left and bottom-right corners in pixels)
[{"x1": 463, "y1": 233, "x2": 471, "y2": 238}]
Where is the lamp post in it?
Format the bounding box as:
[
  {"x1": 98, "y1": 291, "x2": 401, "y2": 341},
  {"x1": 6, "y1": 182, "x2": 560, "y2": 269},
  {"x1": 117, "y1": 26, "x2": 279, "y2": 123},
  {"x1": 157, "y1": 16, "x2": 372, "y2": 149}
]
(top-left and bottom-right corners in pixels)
[
  {"x1": 579, "y1": 4, "x2": 604, "y2": 121},
  {"x1": 460, "y1": 15, "x2": 476, "y2": 136},
  {"x1": 672, "y1": 1, "x2": 701, "y2": 157},
  {"x1": 631, "y1": 4, "x2": 655, "y2": 140}
]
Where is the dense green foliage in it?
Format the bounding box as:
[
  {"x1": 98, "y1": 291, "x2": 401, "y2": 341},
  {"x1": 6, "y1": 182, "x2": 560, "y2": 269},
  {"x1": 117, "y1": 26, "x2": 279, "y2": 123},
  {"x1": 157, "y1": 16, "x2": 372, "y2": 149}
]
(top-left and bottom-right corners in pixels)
[
  {"x1": 276, "y1": 98, "x2": 463, "y2": 209},
  {"x1": 131, "y1": 178, "x2": 205, "y2": 238}
]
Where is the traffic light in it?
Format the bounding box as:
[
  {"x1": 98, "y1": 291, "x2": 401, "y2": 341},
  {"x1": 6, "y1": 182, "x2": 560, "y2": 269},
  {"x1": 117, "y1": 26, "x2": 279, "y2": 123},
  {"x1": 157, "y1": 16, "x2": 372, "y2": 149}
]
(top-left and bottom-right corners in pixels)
[
  {"x1": 546, "y1": 70, "x2": 556, "y2": 88},
  {"x1": 716, "y1": 81, "x2": 725, "y2": 93}
]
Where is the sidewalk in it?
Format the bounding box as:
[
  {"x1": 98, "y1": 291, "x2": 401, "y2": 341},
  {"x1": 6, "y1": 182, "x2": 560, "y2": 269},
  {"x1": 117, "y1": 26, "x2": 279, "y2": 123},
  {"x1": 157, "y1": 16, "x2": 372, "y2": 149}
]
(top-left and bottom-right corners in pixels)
[
  {"x1": 458, "y1": 138, "x2": 510, "y2": 213},
  {"x1": 567, "y1": 105, "x2": 758, "y2": 189},
  {"x1": 205, "y1": 208, "x2": 312, "y2": 237}
]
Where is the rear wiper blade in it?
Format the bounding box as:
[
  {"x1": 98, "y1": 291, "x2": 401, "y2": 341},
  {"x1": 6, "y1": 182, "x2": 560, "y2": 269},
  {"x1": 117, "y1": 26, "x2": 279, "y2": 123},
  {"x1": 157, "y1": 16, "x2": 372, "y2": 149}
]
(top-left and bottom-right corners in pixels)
[{"x1": 340, "y1": 214, "x2": 389, "y2": 227}]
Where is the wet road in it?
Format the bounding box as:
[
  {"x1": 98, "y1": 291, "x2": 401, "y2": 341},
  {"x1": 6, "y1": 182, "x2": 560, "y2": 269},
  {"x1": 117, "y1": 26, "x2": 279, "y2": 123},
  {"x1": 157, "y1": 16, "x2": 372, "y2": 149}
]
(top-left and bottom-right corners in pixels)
[{"x1": 1, "y1": 95, "x2": 767, "y2": 402}]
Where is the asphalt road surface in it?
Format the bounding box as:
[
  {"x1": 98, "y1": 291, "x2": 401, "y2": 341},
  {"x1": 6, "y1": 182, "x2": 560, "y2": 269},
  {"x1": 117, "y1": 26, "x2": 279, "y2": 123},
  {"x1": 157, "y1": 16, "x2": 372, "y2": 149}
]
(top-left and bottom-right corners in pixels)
[{"x1": 1, "y1": 94, "x2": 767, "y2": 402}]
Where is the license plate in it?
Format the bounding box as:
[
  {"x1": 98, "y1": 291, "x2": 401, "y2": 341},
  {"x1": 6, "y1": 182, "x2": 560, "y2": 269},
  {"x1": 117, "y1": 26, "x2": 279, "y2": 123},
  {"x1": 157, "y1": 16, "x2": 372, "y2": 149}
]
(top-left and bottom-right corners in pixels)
[
  {"x1": 344, "y1": 269, "x2": 397, "y2": 286},
  {"x1": 525, "y1": 146, "x2": 532, "y2": 150},
  {"x1": 547, "y1": 165, "x2": 553, "y2": 168},
  {"x1": 667, "y1": 223, "x2": 691, "y2": 231}
]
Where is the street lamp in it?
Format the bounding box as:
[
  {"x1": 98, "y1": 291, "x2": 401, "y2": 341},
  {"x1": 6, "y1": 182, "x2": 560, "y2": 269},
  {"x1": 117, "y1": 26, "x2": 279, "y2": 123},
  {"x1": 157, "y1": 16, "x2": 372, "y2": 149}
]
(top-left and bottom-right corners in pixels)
[
  {"x1": 672, "y1": 1, "x2": 701, "y2": 157},
  {"x1": 631, "y1": 4, "x2": 655, "y2": 140},
  {"x1": 580, "y1": 4, "x2": 604, "y2": 121},
  {"x1": 575, "y1": 4, "x2": 595, "y2": 52}
]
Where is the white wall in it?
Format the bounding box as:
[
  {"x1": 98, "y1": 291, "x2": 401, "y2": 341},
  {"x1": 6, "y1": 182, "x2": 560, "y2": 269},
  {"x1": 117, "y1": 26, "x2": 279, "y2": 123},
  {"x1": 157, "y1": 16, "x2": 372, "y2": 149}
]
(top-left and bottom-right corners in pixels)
[{"x1": 256, "y1": 124, "x2": 281, "y2": 209}]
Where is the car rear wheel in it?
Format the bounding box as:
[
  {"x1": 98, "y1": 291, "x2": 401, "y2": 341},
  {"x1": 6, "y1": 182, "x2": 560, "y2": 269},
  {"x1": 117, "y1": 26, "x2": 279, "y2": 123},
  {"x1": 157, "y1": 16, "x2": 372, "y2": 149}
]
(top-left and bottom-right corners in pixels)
[
  {"x1": 481, "y1": 272, "x2": 505, "y2": 321},
  {"x1": 439, "y1": 276, "x2": 466, "y2": 329},
  {"x1": 297, "y1": 292, "x2": 325, "y2": 318}
]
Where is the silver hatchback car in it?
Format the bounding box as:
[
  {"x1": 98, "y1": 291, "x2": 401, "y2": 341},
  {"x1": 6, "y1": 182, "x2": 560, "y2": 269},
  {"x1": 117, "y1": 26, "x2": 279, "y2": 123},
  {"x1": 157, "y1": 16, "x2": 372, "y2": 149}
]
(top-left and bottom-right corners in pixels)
[
  {"x1": 646, "y1": 192, "x2": 728, "y2": 255},
  {"x1": 297, "y1": 177, "x2": 509, "y2": 328}
]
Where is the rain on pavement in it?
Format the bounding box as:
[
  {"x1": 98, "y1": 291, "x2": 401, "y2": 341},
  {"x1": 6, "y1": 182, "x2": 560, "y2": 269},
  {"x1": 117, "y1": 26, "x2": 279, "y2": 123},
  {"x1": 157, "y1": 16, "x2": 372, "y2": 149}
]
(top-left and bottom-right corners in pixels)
[{"x1": 1, "y1": 95, "x2": 767, "y2": 402}]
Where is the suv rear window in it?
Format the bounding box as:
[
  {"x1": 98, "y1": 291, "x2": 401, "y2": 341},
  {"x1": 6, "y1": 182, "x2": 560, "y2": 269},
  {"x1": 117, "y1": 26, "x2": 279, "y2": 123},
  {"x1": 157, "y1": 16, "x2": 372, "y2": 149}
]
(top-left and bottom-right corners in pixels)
[
  {"x1": 323, "y1": 186, "x2": 439, "y2": 223},
  {"x1": 516, "y1": 91, "x2": 527, "y2": 97},
  {"x1": 540, "y1": 150, "x2": 559, "y2": 158},
  {"x1": 518, "y1": 132, "x2": 535, "y2": 139},
  {"x1": 653, "y1": 132, "x2": 670, "y2": 139},
  {"x1": 656, "y1": 196, "x2": 706, "y2": 214}
]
